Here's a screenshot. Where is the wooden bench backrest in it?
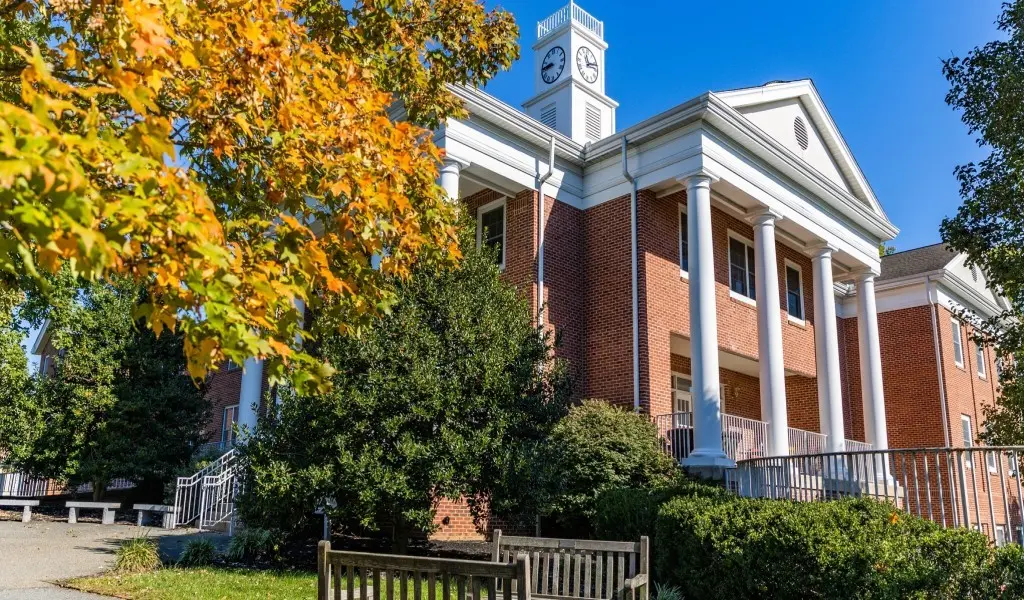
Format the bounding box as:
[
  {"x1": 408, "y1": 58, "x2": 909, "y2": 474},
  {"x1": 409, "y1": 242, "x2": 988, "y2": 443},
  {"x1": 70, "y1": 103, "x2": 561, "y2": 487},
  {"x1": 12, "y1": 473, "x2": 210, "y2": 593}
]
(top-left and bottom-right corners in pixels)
[
  {"x1": 491, "y1": 531, "x2": 648, "y2": 600},
  {"x1": 318, "y1": 542, "x2": 532, "y2": 600}
]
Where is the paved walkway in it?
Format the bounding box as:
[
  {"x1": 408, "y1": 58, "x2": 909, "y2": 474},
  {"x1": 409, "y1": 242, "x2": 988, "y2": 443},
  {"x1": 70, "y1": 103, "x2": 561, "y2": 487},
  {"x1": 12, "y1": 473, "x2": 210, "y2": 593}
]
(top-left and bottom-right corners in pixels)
[{"x1": 0, "y1": 519, "x2": 228, "y2": 599}]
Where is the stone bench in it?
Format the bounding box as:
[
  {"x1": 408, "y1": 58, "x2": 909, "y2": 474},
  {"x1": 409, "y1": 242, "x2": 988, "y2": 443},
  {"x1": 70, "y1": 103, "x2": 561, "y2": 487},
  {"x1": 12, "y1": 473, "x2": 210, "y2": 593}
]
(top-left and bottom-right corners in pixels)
[
  {"x1": 0, "y1": 498, "x2": 40, "y2": 523},
  {"x1": 133, "y1": 503, "x2": 176, "y2": 529},
  {"x1": 67, "y1": 501, "x2": 120, "y2": 525}
]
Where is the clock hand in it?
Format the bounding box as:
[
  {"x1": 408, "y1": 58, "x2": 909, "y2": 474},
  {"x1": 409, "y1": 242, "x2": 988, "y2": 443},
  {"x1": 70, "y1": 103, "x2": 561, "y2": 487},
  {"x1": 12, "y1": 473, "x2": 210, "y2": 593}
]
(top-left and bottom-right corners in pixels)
[
  {"x1": 587, "y1": 61, "x2": 598, "y2": 69},
  {"x1": 542, "y1": 62, "x2": 553, "y2": 70}
]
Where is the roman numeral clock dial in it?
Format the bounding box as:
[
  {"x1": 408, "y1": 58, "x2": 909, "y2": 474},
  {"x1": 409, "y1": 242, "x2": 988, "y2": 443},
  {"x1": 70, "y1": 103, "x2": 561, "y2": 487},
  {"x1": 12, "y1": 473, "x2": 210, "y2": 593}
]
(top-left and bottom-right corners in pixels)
[
  {"x1": 541, "y1": 46, "x2": 565, "y2": 84},
  {"x1": 576, "y1": 46, "x2": 599, "y2": 83}
]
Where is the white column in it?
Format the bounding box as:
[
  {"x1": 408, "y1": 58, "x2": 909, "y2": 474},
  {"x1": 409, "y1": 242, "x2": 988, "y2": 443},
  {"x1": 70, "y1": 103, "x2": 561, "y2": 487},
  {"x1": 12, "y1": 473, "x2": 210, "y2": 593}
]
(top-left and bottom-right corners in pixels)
[
  {"x1": 750, "y1": 208, "x2": 789, "y2": 457},
  {"x1": 235, "y1": 357, "x2": 264, "y2": 438},
  {"x1": 439, "y1": 158, "x2": 466, "y2": 201},
  {"x1": 856, "y1": 271, "x2": 889, "y2": 453},
  {"x1": 810, "y1": 244, "x2": 847, "y2": 453},
  {"x1": 680, "y1": 173, "x2": 733, "y2": 469}
]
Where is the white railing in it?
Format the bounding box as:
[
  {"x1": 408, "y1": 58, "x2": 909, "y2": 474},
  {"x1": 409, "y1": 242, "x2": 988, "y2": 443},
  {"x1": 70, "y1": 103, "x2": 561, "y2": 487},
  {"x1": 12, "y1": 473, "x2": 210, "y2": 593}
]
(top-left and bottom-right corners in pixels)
[
  {"x1": 537, "y1": 2, "x2": 603, "y2": 39},
  {"x1": 788, "y1": 427, "x2": 827, "y2": 456},
  {"x1": 845, "y1": 439, "x2": 873, "y2": 453},
  {"x1": 0, "y1": 467, "x2": 133, "y2": 498},
  {"x1": 653, "y1": 412, "x2": 770, "y2": 463},
  {"x1": 729, "y1": 447, "x2": 1024, "y2": 545},
  {"x1": 173, "y1": 449, "x2": 237, "y2": 529}
]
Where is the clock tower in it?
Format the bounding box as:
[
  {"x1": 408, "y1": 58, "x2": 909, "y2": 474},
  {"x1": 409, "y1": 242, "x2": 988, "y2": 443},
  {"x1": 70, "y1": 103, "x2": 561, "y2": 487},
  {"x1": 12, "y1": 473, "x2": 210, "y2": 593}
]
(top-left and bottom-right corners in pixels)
[{"x1": 524, "y1": 2, "x2": 618, "y2": 144}]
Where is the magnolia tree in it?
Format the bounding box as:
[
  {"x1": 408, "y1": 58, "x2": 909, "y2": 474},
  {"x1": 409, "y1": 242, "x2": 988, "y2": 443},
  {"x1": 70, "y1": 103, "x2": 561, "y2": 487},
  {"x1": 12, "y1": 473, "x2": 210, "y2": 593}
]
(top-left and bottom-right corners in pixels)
[
  {"x1": 941, "y1": 1, "x2": 1024, "y2": 443},
  {"x1": 238, "y1": 225, "x2": 573, "y2": 550},
  {"x1": 0, "y1": 0, "x2": 518, "y2": 391}
]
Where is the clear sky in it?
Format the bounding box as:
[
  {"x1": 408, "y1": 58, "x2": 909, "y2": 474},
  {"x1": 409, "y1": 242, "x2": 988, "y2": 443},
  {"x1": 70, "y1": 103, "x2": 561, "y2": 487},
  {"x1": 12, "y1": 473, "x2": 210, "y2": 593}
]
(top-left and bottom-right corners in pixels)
[{"x1": 482, "y1": 0, "x2": 1003, "y2": 251}]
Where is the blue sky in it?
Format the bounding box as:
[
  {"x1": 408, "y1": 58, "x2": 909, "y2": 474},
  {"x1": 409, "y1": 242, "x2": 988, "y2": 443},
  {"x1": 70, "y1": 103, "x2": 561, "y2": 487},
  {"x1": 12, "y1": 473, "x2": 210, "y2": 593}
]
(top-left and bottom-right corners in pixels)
[{"x1": 482, "y1": 0, "x2": 1003, "y2": 251}]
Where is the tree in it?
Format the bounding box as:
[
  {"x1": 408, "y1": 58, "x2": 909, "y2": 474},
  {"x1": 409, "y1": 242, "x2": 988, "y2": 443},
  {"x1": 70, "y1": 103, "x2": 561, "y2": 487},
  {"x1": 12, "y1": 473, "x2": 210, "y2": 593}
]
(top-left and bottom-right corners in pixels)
[
  {"x1": 941, "y1": 1, "x2": 1024, "y2": 443},
  {"x1": 0, "y1": 277, "x2": 209, "y2": 499},
  {"x1": 0, "y1": 1, "x2": 518, "y2": 391},
  {"x1": 238, "y1": 223, "x2": 572, "y2": 550}
]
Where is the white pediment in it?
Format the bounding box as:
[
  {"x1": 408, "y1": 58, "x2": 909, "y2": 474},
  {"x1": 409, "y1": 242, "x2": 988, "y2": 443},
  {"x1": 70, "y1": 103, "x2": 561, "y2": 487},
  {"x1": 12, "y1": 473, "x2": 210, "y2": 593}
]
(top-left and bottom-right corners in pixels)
[
  {"x1": 946, "y1": 254, "x2": 1011, "y2": 313},
  {"x1": 716, "y1": 80, "x2": 885, "y2": 219}
]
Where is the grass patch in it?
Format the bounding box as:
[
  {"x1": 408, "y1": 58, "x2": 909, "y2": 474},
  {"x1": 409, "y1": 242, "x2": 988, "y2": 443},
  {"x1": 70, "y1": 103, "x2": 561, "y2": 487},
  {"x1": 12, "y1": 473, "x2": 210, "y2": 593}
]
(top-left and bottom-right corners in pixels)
[{"x1": 66, "y1": 567, "x2": 317, "y2": 600}]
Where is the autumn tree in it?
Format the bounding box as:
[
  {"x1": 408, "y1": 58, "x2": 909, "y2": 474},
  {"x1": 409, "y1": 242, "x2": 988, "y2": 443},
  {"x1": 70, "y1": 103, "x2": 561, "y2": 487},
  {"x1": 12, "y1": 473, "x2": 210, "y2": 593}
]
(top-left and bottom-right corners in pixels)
[
  {"x1": 941, "y1": 1, "x2": 1024, "y2": 443},
  {"x1": 0, "y1": 0, "x2": 518, "y2": 391}
]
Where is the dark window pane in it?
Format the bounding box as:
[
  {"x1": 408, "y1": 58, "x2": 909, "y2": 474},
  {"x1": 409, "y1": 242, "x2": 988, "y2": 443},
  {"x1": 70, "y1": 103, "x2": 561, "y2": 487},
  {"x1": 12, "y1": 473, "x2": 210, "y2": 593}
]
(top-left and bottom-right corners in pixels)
[
  {"x1": 747, "y1": 246, "x2": 757, "y2": 301},
  {"x1": 480, "y1": 206, "x2": 505, "y2": 265},
  {"x1": 786, "y1": 266, "x2": 803, "y2": 319},
  {"x1": 679, "y1": 211, "x2": 688, "y2": 272}
]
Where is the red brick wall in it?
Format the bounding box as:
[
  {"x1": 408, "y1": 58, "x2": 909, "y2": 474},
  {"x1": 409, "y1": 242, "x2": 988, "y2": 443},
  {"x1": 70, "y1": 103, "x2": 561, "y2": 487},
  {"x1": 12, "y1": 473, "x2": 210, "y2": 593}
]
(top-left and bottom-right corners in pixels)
[{"x1": 205, "y1": 368, "x2": 243, "y2": 443}]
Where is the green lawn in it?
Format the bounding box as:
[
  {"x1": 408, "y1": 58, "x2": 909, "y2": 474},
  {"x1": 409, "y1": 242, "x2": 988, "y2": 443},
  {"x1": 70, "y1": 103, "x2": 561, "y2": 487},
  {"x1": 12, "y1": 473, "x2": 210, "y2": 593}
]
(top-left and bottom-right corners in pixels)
[{"x1": 65, "y1": 567, "x2": 317, "y2": 599}]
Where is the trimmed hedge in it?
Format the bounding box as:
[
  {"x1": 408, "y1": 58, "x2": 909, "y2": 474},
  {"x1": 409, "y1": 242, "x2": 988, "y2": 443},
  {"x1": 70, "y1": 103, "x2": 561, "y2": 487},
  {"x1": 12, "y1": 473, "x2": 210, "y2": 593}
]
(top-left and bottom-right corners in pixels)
[
  {"x1": 593, "y1": 476, "x2": 729, "y2": 545},
  {"x1": 655, "y1": 494, "x2": 998, "y2": 599}
]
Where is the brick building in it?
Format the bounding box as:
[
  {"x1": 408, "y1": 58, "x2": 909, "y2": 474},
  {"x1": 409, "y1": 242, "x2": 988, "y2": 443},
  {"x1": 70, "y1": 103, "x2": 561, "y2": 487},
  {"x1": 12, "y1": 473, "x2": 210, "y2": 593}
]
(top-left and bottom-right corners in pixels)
[{"x1": 27, "y1": 3, "x2": 1013, "y2": 541}]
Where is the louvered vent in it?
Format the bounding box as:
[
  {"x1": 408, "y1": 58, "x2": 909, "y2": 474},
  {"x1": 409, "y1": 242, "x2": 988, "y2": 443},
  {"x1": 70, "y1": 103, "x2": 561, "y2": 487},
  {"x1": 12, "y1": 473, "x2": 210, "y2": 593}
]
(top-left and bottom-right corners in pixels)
[
  {"x1": 794, "y1": 116, "x2": 809, "y2": 150},
  {"x1": 585, "y1": 103, "x2": 602, "y2": 141},
  {"x1": 540, "y1": 104, "x2": 557, "y2": 129}
]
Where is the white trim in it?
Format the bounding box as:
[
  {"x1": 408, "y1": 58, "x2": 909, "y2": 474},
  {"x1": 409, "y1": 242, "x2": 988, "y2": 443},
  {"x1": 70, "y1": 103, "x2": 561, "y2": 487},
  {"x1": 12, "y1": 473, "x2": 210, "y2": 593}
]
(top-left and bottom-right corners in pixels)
[
  {"x1": 784, "y1": 259, "x2": 806, "y2": 325},
  {"x1": 727, "y1": 230, "x2": 757, "y2": 304},
  {"x1": 476, "y1": 197, "x2": 508, "y2": 271},
  {"x1": 678, "y1": 203, "x2": 689, "y2": 279},
  {"x1": 221, "y1": 404, "x2": 240, "y2": 446},
  {"x1": 961, "y1": 414, "x2": 974, "y2": 469},
  {"x1": 951, "y1": 318, "x2": 965, "y2": 369},
  {"x1": 671, "y1": 371, "x2": 693, "y2": 414},
  {"x1": 976, "y1": 344, "x2": 987, "y2": 380}
]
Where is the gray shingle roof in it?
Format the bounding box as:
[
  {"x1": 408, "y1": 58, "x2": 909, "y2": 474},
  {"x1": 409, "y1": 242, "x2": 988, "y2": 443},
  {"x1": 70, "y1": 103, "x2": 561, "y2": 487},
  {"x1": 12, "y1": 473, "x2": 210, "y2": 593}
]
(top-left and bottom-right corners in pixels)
[{"x1": 879, "y1": 243, "x2": 957, "y2": 281}]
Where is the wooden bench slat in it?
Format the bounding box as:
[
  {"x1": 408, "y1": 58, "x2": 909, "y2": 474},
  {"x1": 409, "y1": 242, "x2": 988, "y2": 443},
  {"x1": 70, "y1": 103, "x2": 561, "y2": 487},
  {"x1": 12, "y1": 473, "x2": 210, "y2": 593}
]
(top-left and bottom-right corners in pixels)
[{"x1": 499, "y1": 536, "x2": 640, "y2": 553}]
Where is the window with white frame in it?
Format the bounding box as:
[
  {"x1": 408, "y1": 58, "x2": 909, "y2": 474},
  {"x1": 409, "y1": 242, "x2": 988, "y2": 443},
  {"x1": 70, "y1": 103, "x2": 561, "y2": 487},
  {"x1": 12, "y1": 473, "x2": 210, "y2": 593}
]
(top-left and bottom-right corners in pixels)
[
  {"x1": 785, "y1": 262, "x2": 804, "y2": 321},
  {"x1": 672, "y1": 373, "x2": 692, "y2": 414},
  {"x1": 222, "y1": 404, "x2": 239, "y2": 447},
  {"x1": 962, "y1": 415, "x2": 974, "y2": 468},
  {"x1": 996, "y1": 525, "x2": 1007, "y2": 547},
  {"x1": 728, "y1": 234, "x2": 756, "y2": 301},
  {"x1": 678, "y1": 206, "x2": 689, "y2": 274},
  {"x1": 1010, "y1": 451, "x2": 1019, "y2": 477},
  {"x1": 952, "y1": 319, "x2": 965, "y2": 367},
  {"x1": 477, "y1": 199, "x2": 506, "y2": 268},
  {"x1": 977, "y1": 345, "x2": 987, "y2": 379}
]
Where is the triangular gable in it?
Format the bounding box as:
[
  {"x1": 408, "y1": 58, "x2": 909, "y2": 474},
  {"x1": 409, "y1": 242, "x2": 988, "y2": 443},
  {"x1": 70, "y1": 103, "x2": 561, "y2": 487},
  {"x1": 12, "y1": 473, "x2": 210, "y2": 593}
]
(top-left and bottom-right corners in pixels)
[
  {"x1": 715, "y1": 79, "x2": 886, "y2": 220},
  {"x1": 945, "y1": 253, "x2": 1011, "y2": 314}
]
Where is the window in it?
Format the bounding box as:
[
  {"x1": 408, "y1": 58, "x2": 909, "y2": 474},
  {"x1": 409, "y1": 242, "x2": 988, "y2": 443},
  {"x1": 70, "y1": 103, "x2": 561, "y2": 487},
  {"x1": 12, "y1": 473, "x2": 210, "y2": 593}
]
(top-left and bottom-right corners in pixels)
[
  {"x1": 996, "y1": 525, "x2": 1007, "y2": 547},
  {"x1": 477, "y1": 199, "x2": 506, "y2": 268},
  {"x1": 952, "y1": 319, "x2": 964, "y2": 367},
  {"x1": 987, "y1": 448, "x2": 998, "y2": 473},
  {"x1": 785, "y1": 263, "x2": 804, "y2": 321},
  {"x1": 962, "y1": 415, "x2": 974, "y2": 468},
  {"x1": 728, "y1": 234, "x2": 756, "y2": 301},
  {"x1": 221, "y1": 404, "x2": 239, "y2": 448},
  {"x1": 672, "y1": 373, "x2": 692, "y2": 414},
  {"x1": 977, "y1": 345, "x2": 987, "y2": 379},
  {"x1": 678, "y1": 206, "x2": 688, "y2": 274},
  {"x1": 226, "y1": 359, "x2": 241, "y2": 372},
  {"x1": 1010, "y1": 451, "x2": 1019, "y2": 477}
]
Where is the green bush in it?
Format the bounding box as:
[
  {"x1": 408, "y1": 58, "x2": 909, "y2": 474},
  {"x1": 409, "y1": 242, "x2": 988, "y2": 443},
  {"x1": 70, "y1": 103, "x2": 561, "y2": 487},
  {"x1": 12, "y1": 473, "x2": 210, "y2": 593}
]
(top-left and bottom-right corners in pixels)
[
  {"x1": 543, "y1": 400, "x2": 677, "y2": 533},
  {"x1": 226, "y1": 528, "x2": 280, "y2": 564},
  {"x1": 654, "y1": 494, "x2": 998, "y2": 599},
  {"x1": 177, "y1": 539, "x2": 217, "y2": 567},
  {"x1": 594, "y1": 475, "x2": 728, "y2": 543},
  {"x1": 114, "y1": 537, "x2": 161, "y2": 573}
]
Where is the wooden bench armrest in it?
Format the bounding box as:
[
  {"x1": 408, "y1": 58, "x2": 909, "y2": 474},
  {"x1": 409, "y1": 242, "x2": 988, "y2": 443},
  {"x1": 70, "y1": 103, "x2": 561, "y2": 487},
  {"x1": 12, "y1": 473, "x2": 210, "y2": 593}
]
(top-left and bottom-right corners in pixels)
[{"x1": 625, "y1": 573, "x2": 648, "y2": 600}]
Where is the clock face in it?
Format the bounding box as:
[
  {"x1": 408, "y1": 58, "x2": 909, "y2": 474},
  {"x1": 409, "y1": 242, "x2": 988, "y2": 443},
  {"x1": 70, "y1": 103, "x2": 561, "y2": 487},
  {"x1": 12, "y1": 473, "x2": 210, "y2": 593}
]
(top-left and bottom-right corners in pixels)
[
  {"x1": 541, "y1": 46, "x2": 565, "y2": 84},
  {"x1": 576, "y1": 46, "x2": 598, "y2": 83}
]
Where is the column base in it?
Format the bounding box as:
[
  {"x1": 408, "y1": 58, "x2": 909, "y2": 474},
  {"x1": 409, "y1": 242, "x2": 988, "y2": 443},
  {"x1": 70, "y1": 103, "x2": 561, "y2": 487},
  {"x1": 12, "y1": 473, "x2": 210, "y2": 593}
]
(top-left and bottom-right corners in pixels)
[{"x1": 682, "y1": 451, "x2": 736, "y2": 480}]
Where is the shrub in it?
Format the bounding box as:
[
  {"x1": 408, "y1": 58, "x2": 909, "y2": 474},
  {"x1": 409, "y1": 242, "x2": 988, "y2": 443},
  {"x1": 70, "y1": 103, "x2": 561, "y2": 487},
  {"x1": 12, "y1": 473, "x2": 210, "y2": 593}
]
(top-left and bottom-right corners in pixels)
[
  {"x1": 543, "y1": 400, "x2": 676, "y2": 533},
  {"x1": 114, "y1": 537, "x2": 161, "y2": 573},
  {"x1": 226, "y1": 527, "x2": 280, "y2": 564},
  {"x1": 654, "y1": 494, "x2": 997, "y2": 599},
  {"x1": 594, "y1": 475, "x2": 728, "y2": 544},
  {"x1": 177, "y1": 539, "x2": 217, "y2": 567}
]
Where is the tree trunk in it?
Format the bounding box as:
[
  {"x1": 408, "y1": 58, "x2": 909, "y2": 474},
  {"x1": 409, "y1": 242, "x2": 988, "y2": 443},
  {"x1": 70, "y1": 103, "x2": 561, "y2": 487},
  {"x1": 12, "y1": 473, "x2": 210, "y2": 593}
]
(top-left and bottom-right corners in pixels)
[
  {"x1": 392, "y1": 513, "x2": 410, "y2": 554},
  {"x1": 92, "y1": 479, "x2": 107, "y2": 502}
]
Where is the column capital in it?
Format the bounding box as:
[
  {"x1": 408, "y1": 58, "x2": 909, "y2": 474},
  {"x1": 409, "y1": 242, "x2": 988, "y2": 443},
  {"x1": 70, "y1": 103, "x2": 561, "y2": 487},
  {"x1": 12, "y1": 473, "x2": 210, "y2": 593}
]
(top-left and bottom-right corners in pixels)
[
  {"x1": 747, "y1": 206, "x2": 784, "y2": 227},
  {"x1": 808, "y1": 241, "x2": 838, "y2": 260},
  {"x1": 852, "y1": 266, "x2": 881, "y2": 282},
  {"x1": 676, "y1": 168, "x2": 720, "y2": 188},
  {"x1": 441, "y1": 154, "x2": 471, "y2": 171}
]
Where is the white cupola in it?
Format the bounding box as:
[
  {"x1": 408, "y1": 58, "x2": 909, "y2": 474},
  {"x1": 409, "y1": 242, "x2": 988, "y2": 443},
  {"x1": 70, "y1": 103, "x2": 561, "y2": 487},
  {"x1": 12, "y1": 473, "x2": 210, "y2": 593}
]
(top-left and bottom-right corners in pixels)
[{"x1": 523, "y1": 2, "x2": 618, "y2": 144}]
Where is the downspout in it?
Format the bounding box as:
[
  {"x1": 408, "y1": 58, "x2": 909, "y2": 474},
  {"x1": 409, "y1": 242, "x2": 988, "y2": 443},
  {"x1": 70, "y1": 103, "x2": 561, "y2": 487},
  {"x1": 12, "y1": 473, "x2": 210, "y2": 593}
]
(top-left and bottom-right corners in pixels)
[
  {"x1": 927, "y1": 275, "x2": 952, "y2": 447},
  {"x1": 536, "y1": 137, "x2": 555, "y2": 327},
  {"x1": 622, "y1": 137, "x2": 640, "y2": 412}
]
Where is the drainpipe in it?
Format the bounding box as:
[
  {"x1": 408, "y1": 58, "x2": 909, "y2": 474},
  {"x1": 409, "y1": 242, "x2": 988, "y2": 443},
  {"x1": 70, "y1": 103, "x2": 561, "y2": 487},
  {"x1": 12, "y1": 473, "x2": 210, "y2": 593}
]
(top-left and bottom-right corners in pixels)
[
  {"x1": 621, "y1": 137, "x2": 640, "y2": 412},
  {"x1": 536, "y1": 137, "x2": 555, "y2": 326},
  {"x1": 927, "y1": 275, "x2": 952, "y2": 447}
]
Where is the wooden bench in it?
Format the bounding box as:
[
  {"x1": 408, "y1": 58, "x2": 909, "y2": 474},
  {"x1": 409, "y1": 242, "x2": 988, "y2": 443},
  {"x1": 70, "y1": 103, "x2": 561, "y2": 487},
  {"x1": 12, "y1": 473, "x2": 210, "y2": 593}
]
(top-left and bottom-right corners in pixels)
[
  {"x1": 0, "y1": 498, "x2": 40, "y2": 523},
  {"x1": 317, "y1": 541, "x2": 531, "y2": 600},
  {"x1": 67, "y1": 501, "x2": 120, "y2": 525},
  {"x1": 491, "y1": 530, "x2": 649, "y2": 600},
  {"x1": 133, "y1": 504, "x2": 176, "y2": 528}
]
